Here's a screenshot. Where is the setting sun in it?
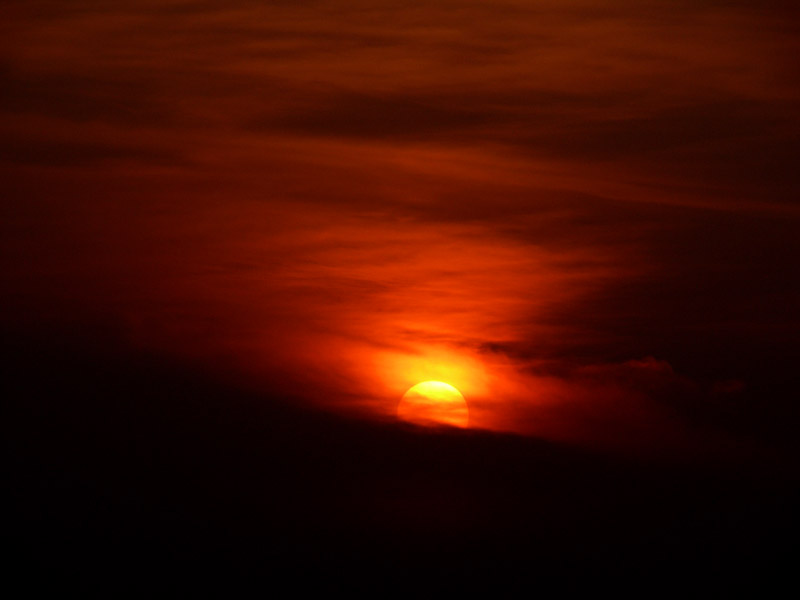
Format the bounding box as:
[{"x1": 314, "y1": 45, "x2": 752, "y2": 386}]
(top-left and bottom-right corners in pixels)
[{"x1": 397, "y1": 381, "x2": 469, "y2": 428}]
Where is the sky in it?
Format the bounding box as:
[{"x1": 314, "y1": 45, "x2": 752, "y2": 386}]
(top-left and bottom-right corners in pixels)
[{"x1": 3, "y1": 0, "x2": 799, "y2": 453}]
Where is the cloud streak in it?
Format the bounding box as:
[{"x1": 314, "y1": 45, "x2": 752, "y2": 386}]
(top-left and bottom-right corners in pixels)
[{"x1": 2, "y1": 0, "x2": 798, "y2": 449}]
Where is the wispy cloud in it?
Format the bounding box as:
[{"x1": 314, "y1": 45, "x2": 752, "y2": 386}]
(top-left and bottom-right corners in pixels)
[{"x1": 2, "y1": 0, "x2": 798, "y2": 448}]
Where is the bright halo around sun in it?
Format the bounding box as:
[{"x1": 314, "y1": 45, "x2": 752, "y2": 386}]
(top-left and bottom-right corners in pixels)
[{"x1": 397, "y1": 381, "x2": 469, "y2": 428}]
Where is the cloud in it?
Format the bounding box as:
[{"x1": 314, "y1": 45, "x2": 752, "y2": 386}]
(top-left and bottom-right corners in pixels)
[{"x1": 2, "y1": 0, "x2": 798, "y2": 451}]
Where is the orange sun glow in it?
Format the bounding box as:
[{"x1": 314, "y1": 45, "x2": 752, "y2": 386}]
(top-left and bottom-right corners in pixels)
[{"x1": 397, "y1": 381, "x2": 469, "y2": 428}]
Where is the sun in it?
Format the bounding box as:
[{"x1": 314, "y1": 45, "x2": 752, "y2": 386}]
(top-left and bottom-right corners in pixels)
[{"x1": 397, "y1": 381, "x2": 469, "y2": 428}]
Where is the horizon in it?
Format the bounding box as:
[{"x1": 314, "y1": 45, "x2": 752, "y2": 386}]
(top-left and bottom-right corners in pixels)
[{"x1": 3, "y1": 0, "x2": 799, "y2": 589}]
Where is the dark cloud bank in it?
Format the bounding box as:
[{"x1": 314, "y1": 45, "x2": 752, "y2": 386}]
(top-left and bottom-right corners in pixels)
[{"x1": 5, "y1": 333, "x2": 797, "y2": 591}]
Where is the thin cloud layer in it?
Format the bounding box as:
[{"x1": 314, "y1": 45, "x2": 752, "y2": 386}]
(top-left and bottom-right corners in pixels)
[{"x1": 2, "y1": 0, "x2": 798, "y2": 449}]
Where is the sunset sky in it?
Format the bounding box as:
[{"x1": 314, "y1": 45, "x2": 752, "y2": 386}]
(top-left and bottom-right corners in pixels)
[
  {"x1": 5, "y1": 0, "x2": 800, "y2": 589},
  {"x1": 3, "y1": 0, "x2": 799, "y2": 447}
]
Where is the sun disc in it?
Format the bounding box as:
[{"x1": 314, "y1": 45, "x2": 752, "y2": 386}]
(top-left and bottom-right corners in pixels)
[{"x1": 397, "y1": 380, "x2": 469, "y2": 428}]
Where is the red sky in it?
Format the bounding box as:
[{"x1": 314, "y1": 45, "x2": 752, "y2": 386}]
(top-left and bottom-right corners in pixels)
[{"x1": 2, "y1": 0, "x2": 799, "y2": 451}]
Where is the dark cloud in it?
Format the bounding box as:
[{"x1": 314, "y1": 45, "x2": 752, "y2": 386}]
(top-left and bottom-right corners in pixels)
[
  {"x1": 0, "y1": 135, "x2": 183, "y2": 167},
  {"x1": 0, "y1": 65, "x2": 171, "y2": 125},
  {"x1": 249, "y1": 90, "x2": 491, "y2": 139}
]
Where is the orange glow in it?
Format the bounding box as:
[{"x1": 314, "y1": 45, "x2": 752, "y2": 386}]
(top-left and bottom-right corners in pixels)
[
  {"x1": 398, "y1": 381, "x2": 469, "y2": 428},
  {"x1": 3, "y1": 1, "x2": 797, "y2": 452}
]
